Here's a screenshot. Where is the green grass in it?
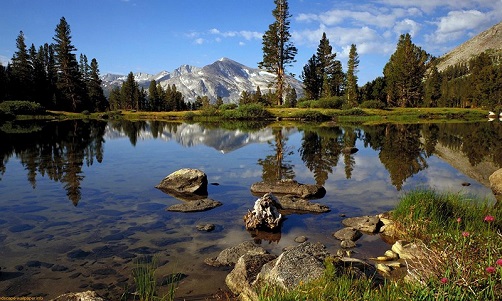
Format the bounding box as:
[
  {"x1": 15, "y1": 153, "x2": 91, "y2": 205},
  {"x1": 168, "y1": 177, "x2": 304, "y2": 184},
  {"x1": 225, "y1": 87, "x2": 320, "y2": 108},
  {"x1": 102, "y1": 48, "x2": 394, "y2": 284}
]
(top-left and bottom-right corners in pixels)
[
  {"x1": 257, "y1": 190, "x2": 502, "y2": 301},
  {"x1": 124, "y1": 256, "x2": 180, "y2": 301}
]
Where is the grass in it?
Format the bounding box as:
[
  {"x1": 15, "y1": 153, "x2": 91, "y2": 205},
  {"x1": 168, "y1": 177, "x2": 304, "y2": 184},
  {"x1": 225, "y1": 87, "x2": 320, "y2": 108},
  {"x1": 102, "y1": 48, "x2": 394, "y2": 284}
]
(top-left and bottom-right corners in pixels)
[
  {"x1": 37, "y1": 107, "x2": 490, "y2": 125},
  {"x1": 257, "y1": 190, "x2": 502, "y2": 300},
  {"x1": 122, "y1": 256, "x2": 180, "y2": 301}
]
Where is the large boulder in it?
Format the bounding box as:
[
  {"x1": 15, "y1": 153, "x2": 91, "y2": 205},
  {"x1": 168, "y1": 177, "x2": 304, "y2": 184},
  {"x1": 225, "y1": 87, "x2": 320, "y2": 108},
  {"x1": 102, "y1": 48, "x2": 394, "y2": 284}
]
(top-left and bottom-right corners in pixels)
[
  {"x1": 166, "y1": 198, "x2": 222, "y2": 212},
  {"x1": 333, "y1": 227, "x2": 363, "y2": 241},
  {"x1": 255, "y1": 242, "x2": 329, "y2": 290},
  {"x1": 226, "y1": 253, "x2": 277, "y2": 301},
  {"x1": 251, "y1": 179, "x2": 326, "y2": 199},
  {"x1": 276, "y1": 195, "x2": 330, "y2": 213},
  {"x1": 489, "y1": 168, "x2": 502, "y2": 201},
  {"x1": 244, "y1": 193, "x2": 283, "y2": 231},
  {"x1": 205, "y1": 241, "x2": 267, "y2": 267},
  {"x1": 156, "y1": 168, "x2": 208, "y2": 196}
]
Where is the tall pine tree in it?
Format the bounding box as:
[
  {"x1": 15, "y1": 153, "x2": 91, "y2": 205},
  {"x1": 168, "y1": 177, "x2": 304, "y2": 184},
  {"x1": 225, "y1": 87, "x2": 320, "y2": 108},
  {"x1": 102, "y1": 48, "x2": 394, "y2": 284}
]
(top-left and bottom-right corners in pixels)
[
  {"x1": 87, "y1": 58, "x2": 107, "y2": 112},
  {"x1": 10, "y1": 31, "x2": 33, "y2": 100},
  {"x1": 259, "y1": 0, "x2": 297, "y2": 105},
  {"x1": 53, "y1": 17, "x2": 85, "y2": 111},
  {"x1": 301, "y1": 54, "x2": 322, "y2": 100},
  {"x1": 384, "y1": 33, "x2": 430, "y2": 107},
  {"x1": 346, "y1": 44, "x2": 359, "y2": 107}
]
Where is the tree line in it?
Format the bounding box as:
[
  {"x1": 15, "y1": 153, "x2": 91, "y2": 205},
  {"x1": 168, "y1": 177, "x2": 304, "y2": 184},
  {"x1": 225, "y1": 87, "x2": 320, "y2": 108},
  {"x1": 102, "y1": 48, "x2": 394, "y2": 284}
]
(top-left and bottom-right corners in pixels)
[
  {"x1": 0, "y1": 17, "x2": 108, "y2": 112},
  {"x1": 1, "y1": 5, "x2": 501, "y2": 113}
]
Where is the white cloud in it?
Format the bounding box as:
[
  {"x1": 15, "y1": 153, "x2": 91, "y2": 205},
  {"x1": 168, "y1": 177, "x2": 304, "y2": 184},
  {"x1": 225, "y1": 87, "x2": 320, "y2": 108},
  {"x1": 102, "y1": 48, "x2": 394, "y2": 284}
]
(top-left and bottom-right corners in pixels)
[
  {"x1": 239, "y1": 41, "x2": 246, "y2": 46},
  {"x1": 394, "y1": 19, "x2": 421, "y2": 37},
  {"x1": 426, "y1": 10, "x2": 490, "y2": 44},
  {"x1": 208, "y1": 28, "x2": 262, "y2": 40},
  {"x1": 293, "y1": 25, "x2": 394, "y2": 56},
  {"x1": 194, "y1": 38, "x2": 205, "y2": 45}
]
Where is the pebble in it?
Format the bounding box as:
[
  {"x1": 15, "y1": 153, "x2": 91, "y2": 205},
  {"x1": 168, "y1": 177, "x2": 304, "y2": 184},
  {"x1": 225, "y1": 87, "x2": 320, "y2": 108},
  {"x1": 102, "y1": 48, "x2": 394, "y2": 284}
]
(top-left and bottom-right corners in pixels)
[{"x1": 294, "y1": 236, "x2": 308, "y2": 243}]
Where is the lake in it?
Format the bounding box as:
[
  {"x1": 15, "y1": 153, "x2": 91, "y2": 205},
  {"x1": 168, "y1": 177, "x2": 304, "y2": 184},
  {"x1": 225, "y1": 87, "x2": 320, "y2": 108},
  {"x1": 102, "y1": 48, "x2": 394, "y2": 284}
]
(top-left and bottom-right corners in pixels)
[{"x1": 0, "y1": 119, "x2": 500, "y2": 299}]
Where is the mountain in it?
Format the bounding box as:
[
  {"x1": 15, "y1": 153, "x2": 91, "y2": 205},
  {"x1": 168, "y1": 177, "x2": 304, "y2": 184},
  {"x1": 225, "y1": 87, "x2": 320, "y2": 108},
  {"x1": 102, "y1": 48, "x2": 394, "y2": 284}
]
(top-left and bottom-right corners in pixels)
[
  {"x1": 436, "y1": 21, "x2": 502, "y2": 72},
  {"x1": 101, "y1": 58, "x2": 304, "y2": 103}
]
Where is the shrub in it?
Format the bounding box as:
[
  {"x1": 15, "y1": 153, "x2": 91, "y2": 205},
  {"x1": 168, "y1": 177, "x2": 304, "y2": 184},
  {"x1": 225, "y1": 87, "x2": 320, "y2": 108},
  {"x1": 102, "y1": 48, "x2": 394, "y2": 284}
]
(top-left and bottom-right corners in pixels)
[
  {"x1": 184, "y1": 111, "x2": 196, "y2": 120},
  {"x1": 222, "y1": 103, "x2": 272, "y2": 120},
  {"x1": 0, "y1": 101, "x2": 46, "y2": 115},
  {"x1": 360, "y1": 100, "x2": 386, "y2": 109},
  {"x1": 293, "y1": 110, "x2": 331, "y2": 121},
  {"x1": 219, "y1": 103, "x2": 238, "y2": 111}
]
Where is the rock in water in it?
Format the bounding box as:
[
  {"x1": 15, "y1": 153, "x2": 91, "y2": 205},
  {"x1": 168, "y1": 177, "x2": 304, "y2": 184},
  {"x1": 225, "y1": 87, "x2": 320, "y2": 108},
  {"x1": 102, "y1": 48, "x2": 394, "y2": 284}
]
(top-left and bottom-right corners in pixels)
[
  {"x1": 250, "y1": 179, "x2": 326, "y2": 198},
  {"x1": 156, "y1": 168, "x2": 208, "y2": 195},
  {"x1": 244, "y1": 193, "x2": 283, "y2": 231}
]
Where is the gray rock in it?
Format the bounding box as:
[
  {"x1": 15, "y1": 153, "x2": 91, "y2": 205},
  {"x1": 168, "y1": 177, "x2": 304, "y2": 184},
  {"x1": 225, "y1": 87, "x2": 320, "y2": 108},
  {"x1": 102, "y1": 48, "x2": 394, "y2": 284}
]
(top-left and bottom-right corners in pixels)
[
  {"x1": 166, "y1": 198, "x2": 222, "y2": 212},
  {"x1": 226, "y1": 253, "x2": 276, "y2": 301},
  {"x1": 156, "y1": 168, "x2": 208, "y2": 196},
  {"x1": 255, "y1": 242, "x2": 329, "y2": 290},
  {"x1": 204, "y1": 241, "x2": 267, "y2": 267},
  {"x1": 196, "y1": 223, "x2": 215, "y2": 232},
  {"x1": 277, "y1": 195, "x2": 330, "y2": 213},
  {"x1": 489, "y1": 168, "x2": 502, "y2": 201},
  {"x1": 250, "y1": 179, "x2": 326, "y2": 199},
  {"x1": 333, "y1": 227, "x2": 363, "y2": 242},
  {"x1": 341, "y1": 215, "x2": 381, "y2": 233}
]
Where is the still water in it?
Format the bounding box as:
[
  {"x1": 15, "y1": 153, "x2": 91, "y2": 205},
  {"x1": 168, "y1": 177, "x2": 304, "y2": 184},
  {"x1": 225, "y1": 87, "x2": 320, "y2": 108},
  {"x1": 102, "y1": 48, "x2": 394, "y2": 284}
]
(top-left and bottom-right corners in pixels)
[{"x1": 0, "y1": 120, "x2": 500, "y2": 299}]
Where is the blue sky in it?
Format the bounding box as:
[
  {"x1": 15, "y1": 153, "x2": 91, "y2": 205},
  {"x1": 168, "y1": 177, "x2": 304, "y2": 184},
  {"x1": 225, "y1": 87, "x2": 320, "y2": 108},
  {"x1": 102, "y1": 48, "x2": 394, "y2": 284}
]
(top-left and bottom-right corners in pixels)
[{"x1": 0, "y1": 0, "x2": 501, "y2": 84}]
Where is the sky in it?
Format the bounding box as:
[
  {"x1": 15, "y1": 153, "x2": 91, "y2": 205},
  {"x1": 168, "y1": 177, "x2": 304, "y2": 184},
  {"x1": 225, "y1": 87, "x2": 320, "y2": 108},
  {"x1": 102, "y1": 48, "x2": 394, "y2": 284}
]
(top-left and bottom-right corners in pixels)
[{"x1": 0, "y1": 0, "x2": 501, "y2": 85}]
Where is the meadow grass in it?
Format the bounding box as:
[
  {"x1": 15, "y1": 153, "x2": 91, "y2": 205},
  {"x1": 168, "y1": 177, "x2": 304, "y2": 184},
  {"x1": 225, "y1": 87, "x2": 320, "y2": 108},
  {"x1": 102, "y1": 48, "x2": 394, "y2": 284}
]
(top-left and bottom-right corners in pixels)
[{"x1": 257, "y1": 190, "x2": 502, "y2": 301}]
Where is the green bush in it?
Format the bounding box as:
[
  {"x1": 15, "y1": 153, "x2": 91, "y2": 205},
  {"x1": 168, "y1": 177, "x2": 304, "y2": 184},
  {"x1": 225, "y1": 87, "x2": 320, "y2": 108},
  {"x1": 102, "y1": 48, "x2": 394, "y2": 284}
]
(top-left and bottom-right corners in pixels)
[
  {"x1": 293, "y1": 110, "x2": 331, "y2": 121},
  {"x1": 0, "y1": 101, "x2": 46, "y2": 116},
  {"x1": 360, "y1": 100, "x2": 386, "y2": 109},
  {"x1": 184, "y1": 111, "x2": 196, "y2": 120},
  {"x1": 222, "y1": 103, "x2": 272, "y2": 120},
  {"x1": 219, "y1": 103, "x2": 238, "y2": 111}
]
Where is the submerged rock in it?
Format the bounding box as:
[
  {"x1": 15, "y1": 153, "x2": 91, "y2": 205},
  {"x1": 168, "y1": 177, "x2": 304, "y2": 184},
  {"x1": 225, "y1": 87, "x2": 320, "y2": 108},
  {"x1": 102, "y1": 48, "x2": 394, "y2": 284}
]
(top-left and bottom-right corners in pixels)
[
  {"x1": 276, "y1": 195, "x2": 330, "y2": 213},
  {"x1": 333, "y1": 227, "x2": 363, "y2": 242},
  {"x1": 166, "y1": 198, "x2": 222, "y2": 212},
  {"x1": 156, "y1": 168, "x2": 208, "y2": 196},
  {"x1": 251, "y1": 179, "x2": 326, "y2": 199}
]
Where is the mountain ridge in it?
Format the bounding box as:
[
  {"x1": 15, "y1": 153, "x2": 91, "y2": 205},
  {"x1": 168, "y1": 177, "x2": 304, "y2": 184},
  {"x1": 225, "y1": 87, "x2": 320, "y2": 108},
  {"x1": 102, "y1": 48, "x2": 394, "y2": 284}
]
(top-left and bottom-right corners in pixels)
[
  {"x1": 436, "y1": 21, "x2": 502, "y2": 71},
  {"x1": 101, "y1": 57, "x2": 303, "y2": 103}
]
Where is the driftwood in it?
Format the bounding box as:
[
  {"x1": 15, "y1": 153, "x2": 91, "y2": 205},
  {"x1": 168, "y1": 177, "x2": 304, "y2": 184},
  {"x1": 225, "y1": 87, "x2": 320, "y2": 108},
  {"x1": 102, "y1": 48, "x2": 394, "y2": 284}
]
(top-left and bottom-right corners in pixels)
[{"x1": 244, "y1": 193, "x2": 283, "y2": 230}]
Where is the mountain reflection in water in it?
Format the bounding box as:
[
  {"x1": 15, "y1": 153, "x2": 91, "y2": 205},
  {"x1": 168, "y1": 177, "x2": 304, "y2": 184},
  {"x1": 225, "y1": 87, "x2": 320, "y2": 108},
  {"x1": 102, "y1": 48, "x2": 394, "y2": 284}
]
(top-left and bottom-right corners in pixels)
[{"x1": 0, "y1": 119, "x2": 500, "y2": 298}]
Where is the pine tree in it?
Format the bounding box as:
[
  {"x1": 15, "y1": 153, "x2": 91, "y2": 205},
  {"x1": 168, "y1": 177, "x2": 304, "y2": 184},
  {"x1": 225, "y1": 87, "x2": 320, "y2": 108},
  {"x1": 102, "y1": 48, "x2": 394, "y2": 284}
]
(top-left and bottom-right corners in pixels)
[
  {"x1": 346, "y1": 44, "x2": 359, "y2": 107},
  {"x1": 258, "y1": 0, "x2": 297, "y2": 105},
  {"x1": 10, "y1": 31, "x2": 33, "y2": 100},
  {"x1": 108, "y1": 87, "x2": 121, "y2": 110},
  {"x1": 87, "y1": 58, "x2": 107, "y2": 112},
  {"x1": 43, "y1": 43, "x2": 58, "y2": 109},
  {"x1": 0, "y1": 65, "x2": 8, "y2": 101},
  {"x1": 383, "y1": 33, "x2": 430, "y2": 107},
  {"x1": 121, "y1": 72, "x2": 139, "y2": 110},
  {"x1": 316, "y1": 32, "x2": 340, "y2": 98},
  {"x1": 284, "y1": 84, "x2": 297, "y2": 107},
  {"x1": 424, "y1": 66, "x2": 441, "y2": 107},
  {"x1": 215, "y1": 96, "x2": 224, "y2": 108},
  {"x1": 148, "y1": 80, "x2": 159, "y2": 111},
  {"x1": 53, "y1": 17, "x2": 86, "y2": 111},
  {"x1": 301, "y1": 54, "x2": 322, "y2": 100}
]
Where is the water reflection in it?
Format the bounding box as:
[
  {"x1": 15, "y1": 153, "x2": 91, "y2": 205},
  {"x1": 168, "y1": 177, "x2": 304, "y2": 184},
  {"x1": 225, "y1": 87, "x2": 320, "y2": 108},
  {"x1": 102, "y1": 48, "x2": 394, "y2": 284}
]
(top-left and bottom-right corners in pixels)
[
  {"x1": 0, "y1": 120, "x2": 106, "y2": 206},
  {"x1": 1, "y1": 120, "x2": 502, "y2": 205}
]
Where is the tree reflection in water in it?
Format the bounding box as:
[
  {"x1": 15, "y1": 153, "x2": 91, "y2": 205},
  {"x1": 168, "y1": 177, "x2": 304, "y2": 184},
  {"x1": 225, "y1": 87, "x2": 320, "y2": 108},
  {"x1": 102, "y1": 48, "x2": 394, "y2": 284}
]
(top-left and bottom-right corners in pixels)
[{"x1": 0, "y1": 120, "x2": 106, "y2": 206}]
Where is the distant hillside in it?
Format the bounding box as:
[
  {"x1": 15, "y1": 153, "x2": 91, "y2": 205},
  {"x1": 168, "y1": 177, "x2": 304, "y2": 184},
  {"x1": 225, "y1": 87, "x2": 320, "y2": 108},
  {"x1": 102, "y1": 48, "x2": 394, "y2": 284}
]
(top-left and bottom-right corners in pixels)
[
  {"x1": 436, "y1": 21, "x2": 502, "y2": 71},
  {"x1": 101, "y1": 58, "x2": 304, "y2": 103}
]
